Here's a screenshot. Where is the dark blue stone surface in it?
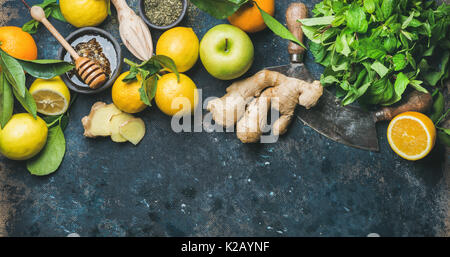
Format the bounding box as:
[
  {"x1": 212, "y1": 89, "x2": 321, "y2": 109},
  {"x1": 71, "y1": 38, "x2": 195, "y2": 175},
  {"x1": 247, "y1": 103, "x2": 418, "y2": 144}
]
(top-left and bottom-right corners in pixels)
[{"x1": 0, "y1": 0, "x2": 448, "y2": 237}]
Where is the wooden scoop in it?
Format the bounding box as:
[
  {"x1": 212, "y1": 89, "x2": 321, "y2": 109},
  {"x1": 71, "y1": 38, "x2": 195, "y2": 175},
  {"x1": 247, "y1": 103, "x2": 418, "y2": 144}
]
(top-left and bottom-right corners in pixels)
[
  {"x1": 30, "y1": 6, "x2": 107, "y2": 89},
  {"x1": 111, "y1": 0, "x2": 153, "y2": 61}
]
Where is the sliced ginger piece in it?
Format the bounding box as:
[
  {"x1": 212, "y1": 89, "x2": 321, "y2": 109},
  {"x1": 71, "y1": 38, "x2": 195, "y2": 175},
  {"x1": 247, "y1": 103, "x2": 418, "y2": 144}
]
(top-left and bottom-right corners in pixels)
[
  {"x1": 82, "y1": 102, "x2": 122, "y2": 138},
  {"x1": 110, "y1": 113, "x2": 135, "y2": 143},
  {"x1": 119, "y1": 118, "x2": 146, "y2": 145}
]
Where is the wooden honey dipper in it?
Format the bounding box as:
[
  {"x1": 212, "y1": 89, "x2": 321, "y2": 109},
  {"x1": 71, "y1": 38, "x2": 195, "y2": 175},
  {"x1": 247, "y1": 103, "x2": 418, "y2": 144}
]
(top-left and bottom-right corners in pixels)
[{"x1": 29, "y1": 6, "x2": 107, "y2": 89}]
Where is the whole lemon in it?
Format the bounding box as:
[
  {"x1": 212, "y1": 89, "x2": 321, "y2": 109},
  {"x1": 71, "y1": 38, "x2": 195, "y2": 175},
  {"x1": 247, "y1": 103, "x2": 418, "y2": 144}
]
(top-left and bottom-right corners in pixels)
[
  {"x1": 0, "y1": 113, "x2": 48, "y2": 161},
  {"x1": 156, "y1": 27, "x2": 199, "y2": 73},
  {"x1": 155, "y1": 73, "x2": 198, "y2": 116},
  {"x1": 60, "y1": 0, "x2": 109, "y2": 28},
  {"x1": 112, "y1": 72, "x2": 147, "y2": 114}
]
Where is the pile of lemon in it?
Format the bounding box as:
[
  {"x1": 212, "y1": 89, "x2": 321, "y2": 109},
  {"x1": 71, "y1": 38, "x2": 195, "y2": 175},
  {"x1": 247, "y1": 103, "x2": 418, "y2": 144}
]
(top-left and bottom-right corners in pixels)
[
  {"x1": 113, "y1": 27, "x2": 200, "y2": 117},
  {"x1": 0, "y1": 76, "x2": 70, "y2": 160}
]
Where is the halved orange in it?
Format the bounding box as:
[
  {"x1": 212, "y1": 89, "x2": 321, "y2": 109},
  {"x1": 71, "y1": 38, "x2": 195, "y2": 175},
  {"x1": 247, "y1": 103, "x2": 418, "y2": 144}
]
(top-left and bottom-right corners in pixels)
[{"x1": 387, "y1": 111, "x2": 436, "y2": 161}]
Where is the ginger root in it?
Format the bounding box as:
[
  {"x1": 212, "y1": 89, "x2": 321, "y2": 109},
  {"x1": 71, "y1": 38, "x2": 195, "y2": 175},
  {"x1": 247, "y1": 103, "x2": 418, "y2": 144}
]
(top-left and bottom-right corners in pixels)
[
  {"x1": 82, "y1": 102, "x2": 122, "y2": 137},
  {"x1": 206, "y1": 70, "x2": 285, "y2": 128},
  {"x1": 110, "y1": 113, "x2": 134, "y2": 142},
  {"x1": 119, "y1": 118, "x2": 146, "y2": 145},
  {"x1": 82, "y1": 102, "x2": 146, "y2": 145},
  {"x1": 207, "y1": 70, "x2": 323, "y2": 143}
]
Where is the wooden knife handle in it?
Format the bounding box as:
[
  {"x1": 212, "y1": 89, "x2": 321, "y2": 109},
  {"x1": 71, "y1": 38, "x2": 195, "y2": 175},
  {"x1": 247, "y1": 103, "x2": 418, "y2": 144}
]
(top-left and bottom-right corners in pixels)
[
  {"x1": 375, "y1": 91, "x2": 433, "y2": 122},
  {"x1": 286, "y1": 3, "x2": 308, "y2": 61}
]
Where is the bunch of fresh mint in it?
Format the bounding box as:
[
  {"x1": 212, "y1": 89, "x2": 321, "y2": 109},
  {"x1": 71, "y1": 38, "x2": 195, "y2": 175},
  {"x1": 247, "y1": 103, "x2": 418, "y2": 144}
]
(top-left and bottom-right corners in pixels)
[{"x1": 299, "y1": 0, "x2": 449, "y2": 106}]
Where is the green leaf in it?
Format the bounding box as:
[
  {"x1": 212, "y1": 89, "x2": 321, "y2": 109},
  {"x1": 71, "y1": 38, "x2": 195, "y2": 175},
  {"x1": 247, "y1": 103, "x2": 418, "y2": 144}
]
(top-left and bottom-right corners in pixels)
[
  {"x1": 152, "y1": 55, "x2": 180, "y2": 81},
  {"x1": 435, "y1": 109, "x2": 450, "y2": 126},
  {"x1": 256, "y1": 4, "x2": 306, "y2": 49},
  {"x1": 17, "y1": 59, "x2": 74, "y2": 79},
  {"x1": 383, "y1": 36, "x2": 397, "y2": 53},
  {"x1": 22, "y1": 20, "x2": 40, "y2": 34},
  {"x1": 335, "y1": 32, "x2": 352, "y2": 57},
  {"x1": 298, "y1": 16, "x2": 335, "y2": 26},
  {"x1": 27, "y1": 125, "x2": 66, "y2": 176},
  {"x1": 346, "y1": 3, "x2": 368, "y2": 33},
  {"x1": 408, "y1": 80, "x2": 428, "y2": 94},
  {"x1": 364, "y1": 0, "x2": 376, "y2": 14},
  {"x1": 0, "y1": 72, "x2": 13, "y2": 128},
  {"x1": 429, "y1": 90, "x2": 444, "y2": 123},
  {"x1": 437, "y1": 130, "x2": 450, "y2": 147},
  {"x1": 190, "y1": 0, "x2": 247, "y2": 19},
  {"x1": 423, "y1": 50, "x2": 449, "y2": 86},
  {"x1": 0, "y1": 48, "x2": 26, "y2": 97},
  {"x1": 139, "y1": 75, "x2": 158, "y2": 107},
  {"x1": 22, "y1": 0, "x2": 66, "y2": 33},
  {"x1": 321, "y1": 75, "x2": 340, "y2": 86},
  {"x1": 363, "y1": 76, "x2": 394, "y2": 105},
  {"x1": 12, "y1": 87, "x2": 37, "y2": 118},
  {"x1": 50, "y1": 7, "x2": 67, "y2": 22},
  {"x1": 383, "y1": 72, "x2": 409, "y2": 105},
  {"x1": 309, "y1": 41, "x2": 326, "y2": 63},
  {"x1": 122, "y1": 66, "x2": 139, "y2": 82},
  {"x1": 401, "y1": 12, "x2": 415, "y2": 29},
  {"x1": 381, "y1": 0, "x2": 396, "y2": 20},
  {"x1": 392, "y1": 53, "x2": 407, "y2": 71},
  {"x1": 357, "y1": 38, "x2": 386, "y2": 61},
  {"x1": 371, "y1": 61, "x2": 389, "y2": 78}
]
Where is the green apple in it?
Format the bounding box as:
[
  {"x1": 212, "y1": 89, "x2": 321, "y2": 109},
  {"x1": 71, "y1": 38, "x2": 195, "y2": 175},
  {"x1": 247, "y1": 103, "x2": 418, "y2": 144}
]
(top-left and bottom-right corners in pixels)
[{"x1": 200, "y1": 24, "x2": 254, "y2": 80}]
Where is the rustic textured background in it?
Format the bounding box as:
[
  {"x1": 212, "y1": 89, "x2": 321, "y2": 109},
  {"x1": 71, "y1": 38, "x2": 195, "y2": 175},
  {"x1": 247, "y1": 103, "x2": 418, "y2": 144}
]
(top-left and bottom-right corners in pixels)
[{"x1": 0, "y1": 0, "x2": 448, "y2": 237}]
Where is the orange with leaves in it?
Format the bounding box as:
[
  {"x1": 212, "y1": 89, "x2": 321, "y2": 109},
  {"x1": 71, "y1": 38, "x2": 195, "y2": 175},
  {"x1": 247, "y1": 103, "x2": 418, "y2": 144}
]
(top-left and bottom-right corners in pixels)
[
  {"x1": 0, "y1": 26, "x2": 38, "y2": 60},
  {"x1": 228, "y1": 0, "x2": 275, "y2": 33}
]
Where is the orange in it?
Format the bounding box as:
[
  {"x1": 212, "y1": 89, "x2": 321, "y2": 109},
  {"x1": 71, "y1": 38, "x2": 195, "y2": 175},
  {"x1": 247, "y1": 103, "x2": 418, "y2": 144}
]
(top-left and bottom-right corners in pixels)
[
  {"x1": 387, "y1": 112, "x2": 436, "y2": 161},
  {"x1": 111, "y1": 72, "x2": 147, "y2": 114},
  {"x1": 0, "y1": 26, "x2": 38, "y2": 60},
  {"x1": 228, "y1": 0, "x2": 275, "y2": 33}
]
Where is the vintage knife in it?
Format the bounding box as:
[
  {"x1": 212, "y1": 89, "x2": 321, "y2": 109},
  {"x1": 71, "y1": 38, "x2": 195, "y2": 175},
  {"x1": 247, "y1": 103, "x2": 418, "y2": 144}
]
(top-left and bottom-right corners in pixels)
[{"x1": 266, "y1": 2, "x2": 432, "y2": 151}]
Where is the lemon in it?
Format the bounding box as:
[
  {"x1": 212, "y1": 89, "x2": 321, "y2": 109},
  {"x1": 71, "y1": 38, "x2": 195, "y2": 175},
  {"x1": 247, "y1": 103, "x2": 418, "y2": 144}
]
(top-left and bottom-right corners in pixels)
[
  {"x1": 155, "y1": 73, "x2": 198, "y2": 116},
  {"x1": 29, "y1": 76, "x2": 71, "y2": 116},
  {"x1": 156, "y1": 27, "x2": 199, "y2": 73},
  {"x1": 0, "y1": 113, "x2": 48, "y2": 161},
  {"x1": 60, "y1": 0, "x2": 109, "y2": 28},
  {"x1": 112, "y1": 72, "x2": 147, "y2": 114}
]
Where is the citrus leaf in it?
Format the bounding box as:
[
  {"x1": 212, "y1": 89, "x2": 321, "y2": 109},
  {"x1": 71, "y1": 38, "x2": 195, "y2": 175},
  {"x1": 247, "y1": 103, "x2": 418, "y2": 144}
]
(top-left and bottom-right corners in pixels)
[
  {"x1": 256, "y1": 4, "x2": 306, "y2": 49},
  {"x1": 0, "y1": 72, "x2": 13, "y2": 128},
  {"x1": 0, "y1": 48, "x2": 26, "y2": 97},
  {"x1": 152, "y1": 55, "x2": 179, "y2": 81},
  {"x1": 190, "y1": 0, "x2": 247, "y2": 19},
  {"x1": 12, "y1": 87, "x2": 37, "y2": 118},
  {"x1": 27, "y1": 125, "x2": 66, "y2": 176},
  {"x1": 17, "y1": 59, "x2": 74, "y2": 79}
]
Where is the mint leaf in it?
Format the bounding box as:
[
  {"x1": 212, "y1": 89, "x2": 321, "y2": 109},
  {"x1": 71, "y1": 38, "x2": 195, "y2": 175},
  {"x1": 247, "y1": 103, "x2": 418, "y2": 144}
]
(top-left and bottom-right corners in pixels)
[
  {"x1": 298, "y1": 16, "x2": 335, "y2": 26},
  {"x1": 346, "y1": 3, "x2": 368, "y2": 33},
  {"x1": 392, "y1": 53, "x2": 407, "y2": 71},
  {"x1": 371, "y1": 61, "x2": 389, "y2": 78}
]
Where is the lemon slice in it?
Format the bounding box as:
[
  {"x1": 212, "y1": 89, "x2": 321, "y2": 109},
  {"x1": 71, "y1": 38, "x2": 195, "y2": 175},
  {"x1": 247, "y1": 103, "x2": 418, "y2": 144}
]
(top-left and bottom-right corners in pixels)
[
  {"x1": 387, "y1": 111, "x2": 436, "y2": 161},
  {"x1": 29, "y1": 76, "x2": 71, "y2": 116}
]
